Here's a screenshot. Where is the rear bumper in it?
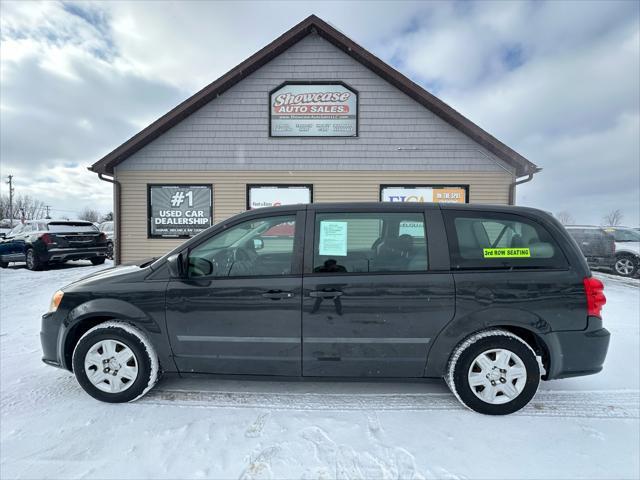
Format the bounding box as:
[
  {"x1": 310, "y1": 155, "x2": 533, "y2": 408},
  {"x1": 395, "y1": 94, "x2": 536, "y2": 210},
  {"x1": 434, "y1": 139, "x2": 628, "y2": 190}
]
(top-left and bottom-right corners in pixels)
[
  {"x1": 543, "y1": 317, "x2": 610, "y2": 379},
  {"x1": 41, "y1": 247, "x2": 107, "y2": 263}
]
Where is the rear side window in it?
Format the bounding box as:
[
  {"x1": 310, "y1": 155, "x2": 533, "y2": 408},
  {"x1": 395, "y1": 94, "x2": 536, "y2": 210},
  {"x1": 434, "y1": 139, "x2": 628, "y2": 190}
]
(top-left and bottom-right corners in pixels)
[
  {"x1": 444, "y1": 211, "x2": 567, "y2": 270},
  {"x1": 313, "y1": 212, "x2": 428, "y2": 273}
]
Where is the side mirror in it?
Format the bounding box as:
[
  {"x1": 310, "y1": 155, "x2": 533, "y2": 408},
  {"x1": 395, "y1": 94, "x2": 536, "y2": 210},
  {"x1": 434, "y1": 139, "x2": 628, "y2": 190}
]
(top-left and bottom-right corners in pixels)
[
  {"x1": 167, "y1": 252, "x2": 185, "y2": 278},
  {"x1": 253, "y1": 238, "x2": 264, "y2": 250}
]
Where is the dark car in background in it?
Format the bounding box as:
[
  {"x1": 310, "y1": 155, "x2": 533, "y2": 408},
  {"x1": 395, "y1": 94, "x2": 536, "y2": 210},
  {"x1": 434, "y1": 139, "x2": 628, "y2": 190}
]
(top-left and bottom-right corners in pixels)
[
  {"x1": 0, "y1": 220, "x2": 108, "y2": 270},
  {"x1": 565, "y1": 226, "x2": 616, "y2": 272},
  {"x1": 99, "y1": 221, "x2": 115, "y2": 260},
  {"x1": 40, "y1": 203, "x2": 609, "y2": 415}
]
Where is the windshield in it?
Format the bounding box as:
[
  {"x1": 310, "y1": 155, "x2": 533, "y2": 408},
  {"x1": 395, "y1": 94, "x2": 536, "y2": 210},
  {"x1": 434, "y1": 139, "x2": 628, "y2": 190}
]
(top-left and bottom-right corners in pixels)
[
  {"x1": 100, "y1": 222, "x2": 113, "y2": 232},
  {"x1": 605, "y1": 228, "x2": 640, "y2": 242}
]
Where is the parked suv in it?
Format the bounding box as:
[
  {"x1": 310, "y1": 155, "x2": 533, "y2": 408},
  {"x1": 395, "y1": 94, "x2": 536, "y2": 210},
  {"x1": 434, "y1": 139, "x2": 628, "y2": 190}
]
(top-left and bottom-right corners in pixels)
[
  {"x1": 40, "y1": 203, "x2": 609, "y2": 415},
  {"x1": 98, "y1": 221, "x2": 115, "y2": 260},
  {"x1": 603, "y1": 227, "x2": 640, "y2": 277},
  {"x1": 565, "y1": 226, "x2": 616, "y2": 272},
  {"x1": 0, "y1": 220, "x2": 108, "y2": 270}
]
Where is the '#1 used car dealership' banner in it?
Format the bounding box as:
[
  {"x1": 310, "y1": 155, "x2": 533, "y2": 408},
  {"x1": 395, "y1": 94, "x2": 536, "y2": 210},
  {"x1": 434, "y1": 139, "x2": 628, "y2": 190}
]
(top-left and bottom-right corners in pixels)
[
  {"x1": 381, "y1": 186, "x2": 467, "y2": 203},
  {"x1": 270, "y1": 83, "x2": 357, "y2": 137},
  {"x1": 149, "y1": 185, "x2": 212, "y2": 238}
]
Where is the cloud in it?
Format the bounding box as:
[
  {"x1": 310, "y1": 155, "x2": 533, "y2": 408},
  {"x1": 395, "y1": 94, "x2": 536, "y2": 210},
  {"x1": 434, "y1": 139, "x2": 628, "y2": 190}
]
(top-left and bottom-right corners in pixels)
[{"x1": 0, "y1": 0, "x2": 638, "y2": 225}]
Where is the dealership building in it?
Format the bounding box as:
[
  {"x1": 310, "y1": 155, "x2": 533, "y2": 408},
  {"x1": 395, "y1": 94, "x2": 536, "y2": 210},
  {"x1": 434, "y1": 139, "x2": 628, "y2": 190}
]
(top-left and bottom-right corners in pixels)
[{"x1": 90, "y1": 15, "x2": 540, "y2": 264}]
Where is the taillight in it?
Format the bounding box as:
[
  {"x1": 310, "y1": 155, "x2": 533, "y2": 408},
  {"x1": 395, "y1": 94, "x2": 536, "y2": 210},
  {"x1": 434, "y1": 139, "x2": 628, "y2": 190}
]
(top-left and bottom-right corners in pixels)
[
  {"x1": 41, "y1": 233, "x2": 53, "y2": 245},
  {"x1": 98, "y1": 233, "x2": 107, "y2": 242},
  {"x1": 583, "y1": 277, "x2": 606, "y2": 318}
]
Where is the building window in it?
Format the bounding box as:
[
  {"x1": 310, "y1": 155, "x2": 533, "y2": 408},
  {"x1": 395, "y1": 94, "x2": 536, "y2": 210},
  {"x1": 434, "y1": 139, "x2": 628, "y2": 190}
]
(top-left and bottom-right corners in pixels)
[
  {"x1": 246, "y1": 184, "x2": 312, "y2": 210},
  {"x1": 148, "y1": 184, "x2": 212, "y2": 238},
  {"x1": 380, "y1": 185, "x2": 469, "y2": 204}
]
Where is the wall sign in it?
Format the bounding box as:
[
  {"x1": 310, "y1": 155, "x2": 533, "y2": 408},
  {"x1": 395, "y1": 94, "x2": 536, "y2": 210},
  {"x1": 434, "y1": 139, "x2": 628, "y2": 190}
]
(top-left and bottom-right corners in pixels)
[
  {"x1": 148, "y1": 184, "x2": 212, "y2": 238},
  {"x1": 247, "y1": 185, "x2": 312, "y2": 210},
  {"x1": 269, "y1": 82, "x2": 358, "y2": 137},
  {"x1": 380, "y1": 185, "x2": 468, "y2": 204}
]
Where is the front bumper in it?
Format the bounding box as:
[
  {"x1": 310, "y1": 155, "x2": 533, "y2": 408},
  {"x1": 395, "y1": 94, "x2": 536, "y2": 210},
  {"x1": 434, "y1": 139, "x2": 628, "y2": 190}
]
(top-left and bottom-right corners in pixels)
[
  {"x1": 543, "y1": 316, "x2": 610, "y2": 379},
  {"x1": 40, "y1": 311, "x2": 66, "y2": 370},
  {"x1": 42, "y1": 247, "x2": 107, "y2": 263}
]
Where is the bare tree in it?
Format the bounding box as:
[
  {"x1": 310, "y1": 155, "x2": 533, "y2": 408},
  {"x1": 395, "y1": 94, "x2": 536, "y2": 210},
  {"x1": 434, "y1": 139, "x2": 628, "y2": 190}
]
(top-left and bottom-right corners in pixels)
[
  {"x1": 602, "y1": 209, "x2": 623, "y2": 226},
  {"x1": 556, "y1": 211, "x2": 575, "y2": 225},
  {"x1": 0, "y1": 194, "x2": 46, "y2": 220},
  {"x1": 78, "y1": 207, "x2": 101, "y2": 223},
  {"x1": 101, "y1": 211, "x2": 113, "y2": 222}
]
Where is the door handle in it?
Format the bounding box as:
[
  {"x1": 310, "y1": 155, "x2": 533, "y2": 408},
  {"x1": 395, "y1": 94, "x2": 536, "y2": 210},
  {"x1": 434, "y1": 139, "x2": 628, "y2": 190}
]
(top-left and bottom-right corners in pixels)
[
  {"x1": 261, "y1": 290, "x2": 294, "y2": 300},
  {"x1": 309, "y1": 290, "x2": 343, "y2": 299}
]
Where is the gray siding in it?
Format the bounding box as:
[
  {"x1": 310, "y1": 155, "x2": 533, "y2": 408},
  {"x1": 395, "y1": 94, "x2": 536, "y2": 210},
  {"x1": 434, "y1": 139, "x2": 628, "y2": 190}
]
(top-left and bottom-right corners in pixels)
[{"x1": 117, "y1": 33, "x2": 514, "y2": 175}]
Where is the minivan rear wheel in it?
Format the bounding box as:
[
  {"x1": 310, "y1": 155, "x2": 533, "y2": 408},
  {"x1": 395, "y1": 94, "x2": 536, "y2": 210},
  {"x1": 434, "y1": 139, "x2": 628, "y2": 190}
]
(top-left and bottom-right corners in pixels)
[
  {"x1": 446, "y1": 329, "x2": 541, "y2": 415},
  {"x1": 72, "y1": 321, "x2": 159, "y2": 403}
]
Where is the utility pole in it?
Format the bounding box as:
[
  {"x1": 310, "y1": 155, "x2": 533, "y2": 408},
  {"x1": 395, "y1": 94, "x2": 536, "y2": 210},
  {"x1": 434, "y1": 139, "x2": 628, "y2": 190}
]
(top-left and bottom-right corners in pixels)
[
  {"x1": 6, "y1": 175, "x2": 14, "y2": 227},
  {"x1": 45, "y1": 205, "x2": 51, "y2": 219}
]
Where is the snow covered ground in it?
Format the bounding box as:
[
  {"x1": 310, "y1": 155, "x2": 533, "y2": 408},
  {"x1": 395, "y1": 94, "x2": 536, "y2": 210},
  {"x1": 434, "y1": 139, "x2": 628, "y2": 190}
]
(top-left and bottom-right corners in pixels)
[{"x1": 1, "y1": 262, "x2": 638, "y2": 479}]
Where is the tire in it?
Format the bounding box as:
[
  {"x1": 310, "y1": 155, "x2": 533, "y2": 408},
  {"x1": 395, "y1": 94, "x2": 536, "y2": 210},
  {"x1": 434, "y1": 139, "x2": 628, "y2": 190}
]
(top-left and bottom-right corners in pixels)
[
  {"x1": 72, "y1": 321, "x2": 160, "y2": 403},
  {"x1": 90, "y1": 257, "x2": 106, "y2": 265},
  {"x1": 446, "y1": 329, "x2": 541, "y2": 415},
  {"x1": 614, "y1": 254, "x2": 638, "y2": 277},
  {"x1": 106, "y1": 241, "x2": 114, "y2": 260},
  {"x1": 25, "y1": 248, "x2": 43, "y2": 271}
]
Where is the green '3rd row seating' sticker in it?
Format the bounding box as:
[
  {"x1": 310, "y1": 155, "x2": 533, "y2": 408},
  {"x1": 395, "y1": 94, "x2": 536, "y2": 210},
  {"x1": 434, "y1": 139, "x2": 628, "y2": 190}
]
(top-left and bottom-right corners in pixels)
[{"x1": 483, "y1": 248, "x2": 531, "y2": 258}]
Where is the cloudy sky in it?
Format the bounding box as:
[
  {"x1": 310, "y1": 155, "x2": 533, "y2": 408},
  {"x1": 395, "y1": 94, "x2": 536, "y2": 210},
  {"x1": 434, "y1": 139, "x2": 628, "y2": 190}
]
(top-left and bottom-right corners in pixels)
[{"x1": 1, "y1": 0, "x2": 638, "y2": 225}]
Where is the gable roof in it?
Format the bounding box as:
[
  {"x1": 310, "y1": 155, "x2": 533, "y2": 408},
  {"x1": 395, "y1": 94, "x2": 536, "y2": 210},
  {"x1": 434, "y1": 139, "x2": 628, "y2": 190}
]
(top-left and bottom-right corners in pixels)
[{"x1": 90, "y1": 14, "x2": 539, "y2": 177}]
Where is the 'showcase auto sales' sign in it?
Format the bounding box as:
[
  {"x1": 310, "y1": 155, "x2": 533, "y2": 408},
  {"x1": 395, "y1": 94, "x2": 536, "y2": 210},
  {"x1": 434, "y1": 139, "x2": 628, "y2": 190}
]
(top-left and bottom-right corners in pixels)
[
  {"x1": 270, "y1": 83, "x2": 357, "y2": 137},
  {"x1": 149, "y1": 185, "x2": 212, "y2": 238}
]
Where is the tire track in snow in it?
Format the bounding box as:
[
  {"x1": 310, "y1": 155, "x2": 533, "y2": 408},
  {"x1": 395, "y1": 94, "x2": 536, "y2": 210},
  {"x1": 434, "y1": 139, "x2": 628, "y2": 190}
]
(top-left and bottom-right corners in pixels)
[{"x1": 142, "y1": 388, "x2": 640, "y2": 419}]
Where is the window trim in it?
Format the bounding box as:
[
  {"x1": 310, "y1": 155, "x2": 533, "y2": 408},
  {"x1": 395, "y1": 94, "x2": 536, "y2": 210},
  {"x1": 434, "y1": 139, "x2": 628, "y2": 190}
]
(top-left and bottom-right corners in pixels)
[
  {"x1": 443, "y1": 210, "x2": 570, "y2": 271},
  {"x1": 185, "y1": 210, "x2": 305, "y2": 279},
  {"x1": 305, "y1": 210, "x2": 431, "y2": 276}
]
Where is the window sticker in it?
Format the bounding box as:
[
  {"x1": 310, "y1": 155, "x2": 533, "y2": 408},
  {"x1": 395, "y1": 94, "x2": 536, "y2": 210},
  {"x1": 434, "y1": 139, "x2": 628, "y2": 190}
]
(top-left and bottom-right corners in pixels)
[
  {"x1": 399, "y1": 221, "x2": 424, "y2": 237},
  {"x1": 319, "y1": 221, "x2": 348, "y2": 256},
  {"x1": 483, "y1": 248, "x2": 531, "y2": 258}
]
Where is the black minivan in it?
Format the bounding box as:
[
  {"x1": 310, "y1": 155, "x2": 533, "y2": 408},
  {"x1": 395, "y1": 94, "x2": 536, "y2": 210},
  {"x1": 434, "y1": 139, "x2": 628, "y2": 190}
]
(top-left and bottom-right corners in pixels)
[{"x1": 40, "y1": 203, "x2": 609, "y2": 415}]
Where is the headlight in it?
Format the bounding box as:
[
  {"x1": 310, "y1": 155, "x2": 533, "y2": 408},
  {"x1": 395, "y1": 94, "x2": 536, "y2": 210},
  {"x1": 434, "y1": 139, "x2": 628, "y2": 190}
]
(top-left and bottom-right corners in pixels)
[{"x1": 49, "y1": 290, "x2": 64, "y2": 313}]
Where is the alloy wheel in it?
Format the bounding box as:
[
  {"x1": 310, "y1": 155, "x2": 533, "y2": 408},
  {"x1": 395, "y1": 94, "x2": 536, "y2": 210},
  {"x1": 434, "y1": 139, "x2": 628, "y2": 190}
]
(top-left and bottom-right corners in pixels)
[{"x1": 615, "y1": 258, "x2": 635, "y2": 276}]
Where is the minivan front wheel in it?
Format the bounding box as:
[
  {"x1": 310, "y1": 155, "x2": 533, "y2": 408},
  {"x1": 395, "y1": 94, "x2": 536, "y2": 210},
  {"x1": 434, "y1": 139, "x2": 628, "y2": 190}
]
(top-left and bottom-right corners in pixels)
[
  {"x1": 446, "y1": 329, "x2": 540, "y2": 415},
  {"x1": 72, "y1": 321, "x2": 159, "y2": 403}
]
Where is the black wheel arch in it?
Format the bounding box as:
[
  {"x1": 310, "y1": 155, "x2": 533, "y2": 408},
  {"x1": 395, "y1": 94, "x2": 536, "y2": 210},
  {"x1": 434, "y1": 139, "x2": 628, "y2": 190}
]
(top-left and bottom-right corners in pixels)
[
  {"x1": 60, "y1": 297, "x2": 172, "y2": 372},
  {"x1": 424, "y1": 312, "x2": 552, "y2": 379}
]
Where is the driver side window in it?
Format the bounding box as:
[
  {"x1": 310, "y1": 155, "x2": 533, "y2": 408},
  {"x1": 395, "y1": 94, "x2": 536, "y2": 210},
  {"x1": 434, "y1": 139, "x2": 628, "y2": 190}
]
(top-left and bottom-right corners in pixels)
[{"x1": 188, "y1": 215, "x2": 297, "y2": 278}]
